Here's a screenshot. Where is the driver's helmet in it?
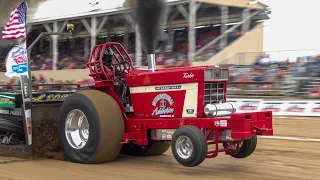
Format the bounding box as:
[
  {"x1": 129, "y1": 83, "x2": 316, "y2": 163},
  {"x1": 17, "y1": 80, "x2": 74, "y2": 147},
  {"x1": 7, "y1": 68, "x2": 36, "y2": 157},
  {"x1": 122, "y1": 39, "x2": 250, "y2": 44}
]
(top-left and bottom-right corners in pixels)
[
  {"x1": 102, "y1": 48, "x2": 114, "y2": 65},
  {"x1": 104, "y1": 47, "x2": 114, "y2": 56}
]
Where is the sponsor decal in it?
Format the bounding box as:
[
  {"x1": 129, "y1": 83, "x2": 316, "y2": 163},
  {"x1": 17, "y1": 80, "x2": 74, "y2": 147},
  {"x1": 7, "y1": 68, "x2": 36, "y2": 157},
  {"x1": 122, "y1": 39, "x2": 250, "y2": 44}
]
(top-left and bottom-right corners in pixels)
[
  {"x1": 312, "y1": 103, "x2": 320, "y2": 113},
  {"x1": 0, "y1": 95, "x2": 15, "y2": 109},
  {"x1": 161, "y1": 129, "x2": 176, "y2": 139},
  {"x1": 155, "y1": 85, "x2": 181, "y2": 91},
  {"x1": 152, "y1": 93, "x2": 174, "y2": 116},
  {"x1": 32, "y1": 93, "x2": 73, "y2": 103},
  {"x1": 261, "y1": 103, "x2": 282, "y2": 112},
  {"x1": 0, "y1": 98, "x2": 14, "y2": 104},
  {"x1": 183, "y1": 72, "x2": 194, "y2": 79},
  {"x1": 26, "y1": 117, "x2": 31, "y2": 135},
  {"x1": 11, "y1": 47, "x2": 28, "y2": 74},
  {"x1": 186, "y1": 109, "x2": 194, "y2": 114},
  {"x1": 214, "y1": 120, "x2": 228, "y2": 127},
  {"x1": 24, "y1": 109, "x2": 32, "y2": 145},
  {"x1": 286, "y1": 103, "x2": 307, "y2": 112},
  {"x1": 161, "y1": 130, "x2": 166, "y2": 139},
  {"x1": 220, "y1": 120, "x2": 228, "y2": 127},
  {"x1": 79, "y1": 82, "x2": 95, "y2": 88},
  {"x1": 239, "y1": 101, "x2": 259, "y2": 111},
  {"x1": 0, "y1": 109, "x2": 22, "y2": 116}
]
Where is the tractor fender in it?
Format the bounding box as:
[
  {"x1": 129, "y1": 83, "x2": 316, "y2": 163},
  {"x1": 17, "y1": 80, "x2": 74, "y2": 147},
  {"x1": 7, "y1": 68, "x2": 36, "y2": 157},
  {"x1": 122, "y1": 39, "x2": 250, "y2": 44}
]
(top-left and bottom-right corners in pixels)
[{"x1": 103, "y1": 88, "x2": 127, "y2": 118}]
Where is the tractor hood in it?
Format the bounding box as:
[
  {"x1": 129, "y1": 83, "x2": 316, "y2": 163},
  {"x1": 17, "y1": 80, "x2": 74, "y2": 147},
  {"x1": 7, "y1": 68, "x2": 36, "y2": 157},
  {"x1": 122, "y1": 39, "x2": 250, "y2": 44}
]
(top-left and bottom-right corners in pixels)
[{"x1": 125, "y1": 65, "x2": 228, "y2": 87}]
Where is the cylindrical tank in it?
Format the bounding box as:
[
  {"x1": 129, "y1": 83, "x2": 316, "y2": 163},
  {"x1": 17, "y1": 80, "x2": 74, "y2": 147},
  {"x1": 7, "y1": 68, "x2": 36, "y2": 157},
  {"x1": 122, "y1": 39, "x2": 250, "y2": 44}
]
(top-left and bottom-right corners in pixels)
[{"x1": 204, "y1": 103, "x2": 236, "y2": 117}]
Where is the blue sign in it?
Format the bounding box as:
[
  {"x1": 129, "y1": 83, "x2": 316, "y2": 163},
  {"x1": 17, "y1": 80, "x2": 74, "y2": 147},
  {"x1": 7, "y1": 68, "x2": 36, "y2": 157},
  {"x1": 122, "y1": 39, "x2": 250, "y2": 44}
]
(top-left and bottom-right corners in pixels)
[{"x1": 11, "y1": 46, "x2": 28, "y2": 74}]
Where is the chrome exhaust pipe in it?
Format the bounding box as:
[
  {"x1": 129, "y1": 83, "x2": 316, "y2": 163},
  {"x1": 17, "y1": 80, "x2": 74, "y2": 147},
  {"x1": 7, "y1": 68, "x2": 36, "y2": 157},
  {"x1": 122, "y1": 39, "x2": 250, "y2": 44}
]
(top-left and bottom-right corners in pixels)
[
  {"x1": 204, "y1": 103, "x2": 236, "y2": 117},
  {"x1": 147, "y1": 54, "x2": 157, "y2": 72}
]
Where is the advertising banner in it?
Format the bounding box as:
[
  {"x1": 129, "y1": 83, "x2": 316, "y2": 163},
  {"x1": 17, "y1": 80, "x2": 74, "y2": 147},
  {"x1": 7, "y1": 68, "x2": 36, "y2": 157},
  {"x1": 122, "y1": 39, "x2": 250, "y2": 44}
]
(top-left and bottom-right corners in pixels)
[{"x1": 228, "y1": 99, "x2": 320, "y2": 117}]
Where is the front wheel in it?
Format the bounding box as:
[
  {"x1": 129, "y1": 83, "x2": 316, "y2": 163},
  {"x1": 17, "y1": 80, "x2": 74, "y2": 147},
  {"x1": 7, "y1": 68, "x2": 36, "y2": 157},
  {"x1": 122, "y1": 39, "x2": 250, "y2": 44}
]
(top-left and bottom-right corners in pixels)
[{"x1": 171, "y1": 126, "x2": 208, "y2": 167}]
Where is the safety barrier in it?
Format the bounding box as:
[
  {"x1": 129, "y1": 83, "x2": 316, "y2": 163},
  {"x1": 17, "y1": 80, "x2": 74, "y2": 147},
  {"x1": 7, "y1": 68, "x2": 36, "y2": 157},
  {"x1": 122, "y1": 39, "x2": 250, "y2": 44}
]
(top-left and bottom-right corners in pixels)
[
  {"x1": 0, "y1": 80, "x2": 317, "y2": 99},
  {"x1": 228, "y1": 99, "x2": 320, "y2": 117},
  {"x1": 0, "y1": 83, "x2": 318, "y2": 116}
]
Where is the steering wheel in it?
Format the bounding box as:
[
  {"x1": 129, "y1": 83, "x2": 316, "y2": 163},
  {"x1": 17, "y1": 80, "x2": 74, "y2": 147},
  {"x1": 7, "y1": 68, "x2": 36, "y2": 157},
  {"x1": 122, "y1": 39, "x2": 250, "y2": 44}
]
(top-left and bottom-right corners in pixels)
[{"x1": 113, "y1": 61, "x2": 132, "y2": 77}]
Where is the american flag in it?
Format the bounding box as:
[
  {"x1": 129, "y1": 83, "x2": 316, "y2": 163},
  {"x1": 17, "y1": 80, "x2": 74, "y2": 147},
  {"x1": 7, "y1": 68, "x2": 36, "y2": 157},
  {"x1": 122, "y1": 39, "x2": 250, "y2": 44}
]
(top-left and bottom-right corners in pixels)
[{"x1": 2, "y1": 1, "x2": 27, "y2": 40}]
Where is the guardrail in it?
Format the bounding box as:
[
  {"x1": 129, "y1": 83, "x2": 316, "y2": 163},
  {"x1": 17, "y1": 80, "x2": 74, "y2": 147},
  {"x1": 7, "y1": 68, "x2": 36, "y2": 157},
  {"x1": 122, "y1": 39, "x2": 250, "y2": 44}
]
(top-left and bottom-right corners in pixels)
[
  {"x1": 227, "y1": 98, "x2": 320, "y2": 117},
  {"x1": 0, "y1": 84, "x2": 77, "y2": 91},
  {"x1": 0, "y1": 80, "x2": 318, "y2": 99}
]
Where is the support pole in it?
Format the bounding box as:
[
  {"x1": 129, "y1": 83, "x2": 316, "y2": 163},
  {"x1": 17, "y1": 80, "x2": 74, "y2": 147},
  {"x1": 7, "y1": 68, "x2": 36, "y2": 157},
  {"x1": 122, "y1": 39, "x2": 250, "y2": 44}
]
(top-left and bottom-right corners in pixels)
[
  {"x1": 220, "y1": 6, "x2": 229, "y2": 49},
  {"x1": 52, "y1": 22, "x2": 58, "y2": 70},
  {"x1": 84, "y1": 37, "x2": 90, "y2": 59},
  {"x1": 188, "y1": 0, "x2": 197, "y2": 61},
  {"x1": 241, "y1": 9, "x2": 251, "y2": 33},
  {"x1": 91, "y1": 16, "x2": 97, "y2": 50}
]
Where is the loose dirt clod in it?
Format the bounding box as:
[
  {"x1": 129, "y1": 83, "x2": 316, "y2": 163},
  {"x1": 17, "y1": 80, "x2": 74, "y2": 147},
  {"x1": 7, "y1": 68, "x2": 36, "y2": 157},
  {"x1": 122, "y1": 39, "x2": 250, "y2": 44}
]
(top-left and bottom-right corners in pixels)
[{"x1": 31, "y1": 103, "x2": 67, "y2": 161}]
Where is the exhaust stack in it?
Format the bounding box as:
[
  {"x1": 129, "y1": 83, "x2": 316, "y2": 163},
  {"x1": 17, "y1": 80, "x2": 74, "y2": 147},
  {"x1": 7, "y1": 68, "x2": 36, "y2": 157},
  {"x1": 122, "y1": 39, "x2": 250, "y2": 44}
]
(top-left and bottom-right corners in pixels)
[
  {"x1": 136, "y1": 0, "x2": 167, "y2": 72},
  {"x1": 147, "y1": 54, "x2": 156, "y2": 72}
]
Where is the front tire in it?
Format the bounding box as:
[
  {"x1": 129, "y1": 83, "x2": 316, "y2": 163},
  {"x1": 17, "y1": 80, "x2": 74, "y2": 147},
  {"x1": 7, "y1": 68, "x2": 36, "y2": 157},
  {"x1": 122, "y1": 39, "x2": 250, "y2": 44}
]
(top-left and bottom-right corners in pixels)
[
  {"x1": 58, "y1": 90, "x2": 124, "y2": 164},
  {"x1": 171, "y1": 126, "x2": 208, "y2": 167}
]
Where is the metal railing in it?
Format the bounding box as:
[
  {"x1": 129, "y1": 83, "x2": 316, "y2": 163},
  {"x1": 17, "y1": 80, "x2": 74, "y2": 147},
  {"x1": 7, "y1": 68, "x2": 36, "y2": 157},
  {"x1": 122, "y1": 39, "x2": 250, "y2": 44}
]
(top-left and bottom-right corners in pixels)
[{"x1": 0, "y1": 78, "x2": 318, "y2": 99}]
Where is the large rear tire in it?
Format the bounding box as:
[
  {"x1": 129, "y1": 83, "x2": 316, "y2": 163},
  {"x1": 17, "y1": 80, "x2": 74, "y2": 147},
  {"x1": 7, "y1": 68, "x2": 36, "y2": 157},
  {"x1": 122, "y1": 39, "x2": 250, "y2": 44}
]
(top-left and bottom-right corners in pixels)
[
  {"x1": 226, "y1": 136, "x2": 257, "y2": 159},
  {"x1": 121, "y1": 141, "x2": 170, "y2": 156},
  {"x1": 58, "y1": 90, "x2": 124, "y2": 164}
]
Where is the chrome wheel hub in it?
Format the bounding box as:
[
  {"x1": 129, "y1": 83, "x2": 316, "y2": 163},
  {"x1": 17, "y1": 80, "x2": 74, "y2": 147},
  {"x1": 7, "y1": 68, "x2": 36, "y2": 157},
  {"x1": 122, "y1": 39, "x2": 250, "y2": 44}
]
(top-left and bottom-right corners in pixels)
[
  {"x1": 65, "y1": 109, "x2": 89, "y2": 149},
  {"x1": 175, "y1": 135, "x2": 193, "y2": 159}
]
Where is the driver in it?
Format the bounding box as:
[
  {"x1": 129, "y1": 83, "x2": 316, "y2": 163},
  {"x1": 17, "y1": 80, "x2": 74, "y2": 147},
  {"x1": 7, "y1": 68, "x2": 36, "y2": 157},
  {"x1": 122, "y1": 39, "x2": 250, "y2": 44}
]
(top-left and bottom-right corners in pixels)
[
  {"x1": 102, "y1": 48, "x2": 114, "y2": 71},
  {"x1": 102, "y1": 47, "x2": 124, "y2": 78}
]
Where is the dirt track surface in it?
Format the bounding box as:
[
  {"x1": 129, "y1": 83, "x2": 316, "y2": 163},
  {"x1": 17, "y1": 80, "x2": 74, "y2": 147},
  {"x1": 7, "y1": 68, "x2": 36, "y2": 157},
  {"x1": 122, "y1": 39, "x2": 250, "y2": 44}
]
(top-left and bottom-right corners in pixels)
[{"x1": 0, "y1": 117, "x2": 319, "y2": 180}]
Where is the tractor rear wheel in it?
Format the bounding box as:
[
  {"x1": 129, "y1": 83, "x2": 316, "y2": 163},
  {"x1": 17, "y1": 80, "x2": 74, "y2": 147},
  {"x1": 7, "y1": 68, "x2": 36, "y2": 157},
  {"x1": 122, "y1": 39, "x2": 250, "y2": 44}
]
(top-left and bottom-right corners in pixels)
[
  {"x1": 58, "y1": 90, "x2": 124, "y2": 164},
  {"x1": 225, "y1": 136, "x2": 257, "y2": 158},
  {"x1": 121, "y1": 141, "x2": 170, "y2": 156}
]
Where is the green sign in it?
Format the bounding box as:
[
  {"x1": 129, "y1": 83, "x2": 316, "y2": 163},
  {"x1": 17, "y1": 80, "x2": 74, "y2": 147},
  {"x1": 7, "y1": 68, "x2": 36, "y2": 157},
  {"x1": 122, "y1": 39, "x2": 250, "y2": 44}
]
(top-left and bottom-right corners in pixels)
[{"x1": 0, "y1": 94, "x2": 16, "y2": 109}]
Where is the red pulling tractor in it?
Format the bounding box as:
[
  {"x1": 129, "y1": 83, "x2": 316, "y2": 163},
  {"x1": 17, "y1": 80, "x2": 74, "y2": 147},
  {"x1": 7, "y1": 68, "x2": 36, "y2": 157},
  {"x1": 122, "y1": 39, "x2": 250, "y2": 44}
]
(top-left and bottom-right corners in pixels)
[{"x1": 58, "y1": 42, "x2": 273, "y2": 167}]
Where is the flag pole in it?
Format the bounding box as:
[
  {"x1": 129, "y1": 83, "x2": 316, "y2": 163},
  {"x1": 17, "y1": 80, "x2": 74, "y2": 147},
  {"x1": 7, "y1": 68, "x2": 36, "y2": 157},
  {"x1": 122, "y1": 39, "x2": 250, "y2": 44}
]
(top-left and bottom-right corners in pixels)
[{"x1": 19, "y1": 0, "x2": 33, "y2": 155}]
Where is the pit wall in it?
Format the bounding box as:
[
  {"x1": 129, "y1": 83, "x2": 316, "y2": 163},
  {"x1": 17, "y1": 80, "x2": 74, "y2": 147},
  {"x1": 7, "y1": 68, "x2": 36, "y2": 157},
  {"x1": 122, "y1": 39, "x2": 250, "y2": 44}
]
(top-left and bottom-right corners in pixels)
[
  {"x1": 228, "y1": 99, "x2": 320, "y2": 117},
  {"x1": 0, "y1": 69, "x2": 91, "y2": 83}
]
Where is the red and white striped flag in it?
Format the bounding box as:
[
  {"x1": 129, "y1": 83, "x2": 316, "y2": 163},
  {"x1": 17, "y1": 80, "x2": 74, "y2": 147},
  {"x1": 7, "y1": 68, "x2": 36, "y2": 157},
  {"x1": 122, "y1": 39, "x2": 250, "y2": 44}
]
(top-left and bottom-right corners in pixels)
[{"x1": 2, "y1": 1, "x2": 27, "y2": 40}]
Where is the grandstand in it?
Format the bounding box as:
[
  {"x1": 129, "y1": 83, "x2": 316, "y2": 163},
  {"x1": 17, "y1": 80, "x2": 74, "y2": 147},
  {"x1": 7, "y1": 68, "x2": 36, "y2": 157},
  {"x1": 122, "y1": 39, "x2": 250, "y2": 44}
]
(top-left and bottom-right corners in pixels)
[{"x1": 0, "y1": 0, "x2": 271, "y2": 82}]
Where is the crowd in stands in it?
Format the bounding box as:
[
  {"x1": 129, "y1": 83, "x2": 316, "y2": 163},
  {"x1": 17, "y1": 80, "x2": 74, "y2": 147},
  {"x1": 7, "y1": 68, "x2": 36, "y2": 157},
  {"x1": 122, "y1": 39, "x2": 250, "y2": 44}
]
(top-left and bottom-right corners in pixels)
[
  {"x1": 0, "y1": 26, "x2": 245, "y2": 71},
  {"x1": 227, "y1": 54, "x2": 320, "y2": 97},
  {"x1": 0, "y1": 23, "x2": 319, "y2": 97},
  {"x1": 228, "y1": 54, "x2": 320, "y2": 82}
]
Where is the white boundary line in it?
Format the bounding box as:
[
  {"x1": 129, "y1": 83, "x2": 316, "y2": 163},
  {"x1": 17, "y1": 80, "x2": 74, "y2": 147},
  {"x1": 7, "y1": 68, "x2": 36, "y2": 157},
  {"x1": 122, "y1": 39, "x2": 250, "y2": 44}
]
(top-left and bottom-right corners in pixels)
[
  {"x1": 260, "y1": 136, "x2": 320, "y2": 142},
  {"x1": 275, "y1": 117, "x2": 319, "y2": 120}
]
